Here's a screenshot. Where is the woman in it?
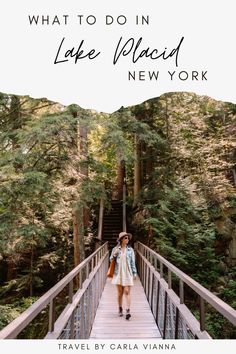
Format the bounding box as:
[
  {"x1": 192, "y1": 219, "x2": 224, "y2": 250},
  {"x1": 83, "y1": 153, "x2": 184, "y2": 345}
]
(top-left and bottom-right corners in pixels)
[{"x1": 110, "y1": 231, "x2": 137, "y2": 320}]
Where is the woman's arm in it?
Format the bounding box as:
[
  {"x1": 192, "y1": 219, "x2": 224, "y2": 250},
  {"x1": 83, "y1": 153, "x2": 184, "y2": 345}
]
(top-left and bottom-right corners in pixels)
[
  {"x1": 110, "y1": 246, "x2": 119, "y2": 262},
  {"x1": 130, "y1": 248, "x2": 137, "y2": 276}
]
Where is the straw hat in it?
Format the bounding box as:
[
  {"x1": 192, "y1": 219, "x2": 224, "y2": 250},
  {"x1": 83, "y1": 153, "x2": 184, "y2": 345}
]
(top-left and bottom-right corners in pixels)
[{"x1": 117, "y1": 231, "x2": 132, "y2": 242}]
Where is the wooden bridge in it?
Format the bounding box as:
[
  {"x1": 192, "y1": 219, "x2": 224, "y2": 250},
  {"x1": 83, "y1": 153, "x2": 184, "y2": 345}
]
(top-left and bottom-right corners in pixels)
[
  {"x1": 0, "y1": 241, "x2": 236, "y2": 340},
  {"x1": 90, "y1": 276, "x2": 161, "y2": 339}
]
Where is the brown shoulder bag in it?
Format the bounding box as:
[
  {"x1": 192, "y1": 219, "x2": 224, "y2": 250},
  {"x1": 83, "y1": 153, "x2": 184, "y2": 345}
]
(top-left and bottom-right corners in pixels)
[{"x1": 107, "y1": 258, "x2": 116, "y2": 278}]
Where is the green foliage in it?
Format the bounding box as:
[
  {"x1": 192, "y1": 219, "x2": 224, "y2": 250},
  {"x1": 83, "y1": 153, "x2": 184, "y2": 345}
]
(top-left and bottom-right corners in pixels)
[
  {"x1": 0, "y1": 297, "x2": 38, "y2": 330},
  {"x1": 142, "y1": 185, "x2": 220, "y2": 287},
  {"x1": 0, "y1": 305, "x2": 21, "y2": 329},
  {"x1": 205, "y1": 311, "x2": 236, "y2": 339},
  {"x1": 0, "y1": 92, "x2": 235, "y2": 339},
  {"x1": 227, "y1": 196, "x2": 236, "y2": 208},
  {"x1": 0, "y1": 95, "x2": 77, "y2": 299},
  {"x1": 226, "y1": 102, "x2": 236, "y2": 115},
  {"x1": 0, "y1": 170, "x2": 54, "y2": 253},
  {"x1": 220, "y1": 268, "x2": 236, "y2": 309},
  {"x1": 130, "y1": 93, "x2": 236, "y2": 339}
]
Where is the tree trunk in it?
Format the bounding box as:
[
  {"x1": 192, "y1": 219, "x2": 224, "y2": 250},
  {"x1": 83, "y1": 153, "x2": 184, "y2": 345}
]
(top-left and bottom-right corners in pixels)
[
  {"x1": 73, "y1": 205, "x2": 85, "y2": 288},
  {"x1": 29, "y1": 243, "x2": 34, "y2": 297},
  {"x1": 79, "y1": 118, "x2": 90, "y2": 229},
  {"x1": 79, "y1": 121, "x2": 88, "y2": 177},
  {"x1": 10, "y1": 96, "x2": 23, "y2": 171},
  {"x1": 72, "y1": 206, "x2": 85, "y2": 268},
  {"x1": 232, "y1": 168, "x2": 236, "y2": 186},
  {"x1": 117, "y1": 159, "x2": 126, "y2": 199},
  {"x1": 134, "y1": 134, "x2": 142, "y2": 204},
  {"x1": 73, "y1": 208, "x2": 80, "y2": 268},
  {"x1": 146, "y1": 146, "x2": 154, "y2": 181},
  {"x1": 6, "y1": 257, "x2": 15, "y2": 282},
  {"x1": 165, "y1": 96, "x2": 171, "y2": 144},
  {"x1": 97, "y1": 198, "x2": 104, "y2": 241}
]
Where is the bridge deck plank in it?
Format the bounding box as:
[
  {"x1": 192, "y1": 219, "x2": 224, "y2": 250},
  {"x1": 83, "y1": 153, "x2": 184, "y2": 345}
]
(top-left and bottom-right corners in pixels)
[{"x1": 90, "y1": 276, "x2": 162, "y2": 339}]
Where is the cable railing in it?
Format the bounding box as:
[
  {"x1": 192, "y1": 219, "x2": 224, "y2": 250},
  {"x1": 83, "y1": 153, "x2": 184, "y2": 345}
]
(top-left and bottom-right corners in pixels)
[
  {"x1": 135, "y1": 242, "x2": 236, "y2": 339},
  {"x1": 0, "y1": 242, "x2": 109, "y2": 339},
  {"x1": 2, "y1": 223, "x2": 234, "y2": 340}
]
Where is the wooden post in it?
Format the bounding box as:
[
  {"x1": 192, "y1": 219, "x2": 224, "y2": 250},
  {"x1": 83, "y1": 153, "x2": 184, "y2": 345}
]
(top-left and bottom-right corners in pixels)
[
  {"x1": 80, "y1": 296, "x2": 85, "y2": 338},
  {"x1": 92, "y1": 257, "x2": 94, "y2": 271},
  {"x1": 156, "y1": 280, "x2": 160, "y2": 324},
  {"x1": 79, "y1": 270, "x2": 83, "y2": 289},
  {"x1": 163, "y1": 291, "x2": 168, "y2": 339},
  {"x1": 147, "y1": 267, "x2": 150, "y2": 301},
  {"x1": 97, "y1": 198, "x2": 104, "y2": 241},
  {"x1": 154, "y1": 257, "x2": 158, "y2": 270},
  {"x1": 48, "y1": 299, "x2": 56, "y2": 333},
  {"x1": 86, "y1": 263, "x2": 89, "y2": 279},
  {"x1": 144, "y1": 262, "x2": 147, "y2": 294},
  {"x1": 87, "y1": 288, "x2": 91, "y2": 336},
  {"x1": 69, "y1": 280, "x2": 73, "y2": 303},
  {"x1": 140, "y1": 257, "x2": 143, "y2": 285},
  {"x1": 180, "y1": 280, "x2": 184, "y2": 304},
  {"x1": 160, "y1": 262, "x2": 164, "y2": 278},
  {"x1": 175, "y1": 308, "x2": 180, "y2": 339},
  {"x1": 96, "y1": 272, "x2": 99, "y2": 308},
  {"x1": 168, "y1": 269, "x2": 172, "y2": 289},
  {"x1": 69, "y1": 310, "x2": 75, "y2": 339},
  {"x1": 91, "y1": 281, "x2": 95, "y2": 328},
  {"x1": 200, "y1": 297, "x2": 206, "y2": 331},
  {"x1": 150, "y1": 272, "x2": 155, "y2": 313}
]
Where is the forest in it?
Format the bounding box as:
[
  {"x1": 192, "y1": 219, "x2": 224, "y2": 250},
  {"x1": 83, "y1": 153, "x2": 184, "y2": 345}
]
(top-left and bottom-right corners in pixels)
[{"x1": 0, "y1": 91, "x2": 235, "y2": 338}]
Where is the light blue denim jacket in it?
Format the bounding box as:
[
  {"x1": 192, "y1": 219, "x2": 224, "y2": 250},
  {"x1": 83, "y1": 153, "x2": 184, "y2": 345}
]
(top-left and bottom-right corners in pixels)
[{"x1": 110, "y1": 245, "x2": 137, "y2": 276}]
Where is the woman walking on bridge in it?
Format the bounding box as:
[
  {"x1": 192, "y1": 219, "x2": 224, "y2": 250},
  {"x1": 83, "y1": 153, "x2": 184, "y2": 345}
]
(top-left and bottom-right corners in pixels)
[{"x1": 110, "y1": 232, "x2": 137, "y2": 320}]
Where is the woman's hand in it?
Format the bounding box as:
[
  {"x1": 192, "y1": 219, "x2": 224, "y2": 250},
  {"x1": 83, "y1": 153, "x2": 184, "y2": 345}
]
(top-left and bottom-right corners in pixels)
[{"x1": 113, "y1": 249, "x2": 119, "y2": 257}]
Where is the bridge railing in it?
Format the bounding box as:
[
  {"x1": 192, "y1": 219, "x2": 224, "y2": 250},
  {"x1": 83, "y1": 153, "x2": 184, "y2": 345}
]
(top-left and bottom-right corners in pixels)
[
  {"x1": 0, "y1": 242, "x2": 109, "y2": 339},
  {"x1": 135, "y1": 242, "x2": 236, "y2": 339}
]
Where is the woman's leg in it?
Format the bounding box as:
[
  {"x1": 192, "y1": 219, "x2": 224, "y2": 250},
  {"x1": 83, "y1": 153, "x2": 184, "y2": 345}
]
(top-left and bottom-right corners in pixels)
[
  {"x1": 124, "y1": 286, "x2": 131, "y2": 319},
  {"x1": 116, "y1": 285, "x2": 124, "y2": 315}
]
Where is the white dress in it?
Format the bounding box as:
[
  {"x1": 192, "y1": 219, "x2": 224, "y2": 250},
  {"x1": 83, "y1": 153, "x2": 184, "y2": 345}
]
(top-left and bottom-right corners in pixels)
[{"x1": 112, "y1": 248, "x2": 134, "y2": 286}]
